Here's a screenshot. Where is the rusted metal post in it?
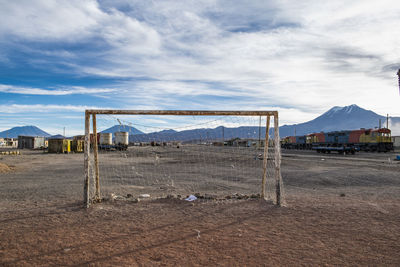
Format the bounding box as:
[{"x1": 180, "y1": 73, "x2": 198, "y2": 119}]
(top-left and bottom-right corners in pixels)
[
  {"x1": 92, "y1": 114, "x2": 100, "y2": 201},
  {"x1": 84, "y1": 111, "x2": 91, "y2": 208},
  {"x1": 274, "y1": 114, "x2": 282, "y2": 206},
  {"x1": 261, "y1": 115, "x2": 270, "y2": 200}
]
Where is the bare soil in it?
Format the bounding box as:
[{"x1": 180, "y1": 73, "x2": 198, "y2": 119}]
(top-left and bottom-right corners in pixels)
[
  {"x1": 0, "y1": 148, "x2": 400, "y2": 266},
  {"x1": 0, "y1": 163, "x2": 13, "y2": 173}
]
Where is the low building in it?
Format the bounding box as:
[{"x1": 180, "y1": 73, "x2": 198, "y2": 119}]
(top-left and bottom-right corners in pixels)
[
  {"x1": 225, "y1": 138, "x2": 240, "y2": 146},
  {"x1": 48, "y1": 138, "x2": 71, "y2": 153},
  {"x1": 4, "y1": 138, "x2": 18, "y2": 147},
  {"x1": 253, "y1": 140, "x2": 266, "y2": 148},
  {"x1": 233, "y1": 139, "x2": 248, "y2": 147},
  {"x1": 18, "y1": 136, "x2": 45, "y2": 149},
  {"x1": 212, "y1": 141, "x2": 224, "y2": 146},
  {"x1": 71, "y1": 139, "x2": 84, "y2": 152}
]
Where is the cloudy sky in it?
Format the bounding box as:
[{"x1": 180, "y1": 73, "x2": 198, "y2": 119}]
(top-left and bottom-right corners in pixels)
[{"x1": 0, "y1": 0, "x2": 399, "y2": 135}]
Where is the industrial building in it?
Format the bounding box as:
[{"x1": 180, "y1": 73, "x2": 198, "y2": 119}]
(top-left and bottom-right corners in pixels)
[{"x1": 18, "y1": 136, "x2": 45, "y2": 149}]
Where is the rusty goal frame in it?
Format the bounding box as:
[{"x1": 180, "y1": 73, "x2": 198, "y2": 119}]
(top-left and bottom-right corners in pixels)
[{"x1": 84, "y1": 110, "x2": 283, "y2": 207}]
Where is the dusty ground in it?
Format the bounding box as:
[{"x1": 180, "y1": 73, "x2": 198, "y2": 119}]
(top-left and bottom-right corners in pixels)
[
  {"x1": 0, "y1": 147, "x2": 400, "y2": 266},
  {"x1": 0, "y1": 163, "x2": 12, "y2": 173}
]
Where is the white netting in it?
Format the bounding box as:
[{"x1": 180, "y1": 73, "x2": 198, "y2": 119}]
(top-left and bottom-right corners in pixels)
[{"x1": 87, "y1": 114, "x2": 284, "y2": 204}]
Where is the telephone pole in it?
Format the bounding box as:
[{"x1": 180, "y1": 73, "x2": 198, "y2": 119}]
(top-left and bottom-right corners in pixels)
[
  {"x1": 258, "y1": 116, "x2": 261, "y2": 145},
  {"x1": 397, "y1": 69, "x2": 400, "y2": 94},
  {"x1": 387, "y1": 114, "x2": 389, "y2": 129}
]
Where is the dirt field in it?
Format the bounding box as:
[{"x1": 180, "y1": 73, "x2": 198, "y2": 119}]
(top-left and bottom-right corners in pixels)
[{"x1": 1, "y1": 147, "x2": 400, "y2": 266}]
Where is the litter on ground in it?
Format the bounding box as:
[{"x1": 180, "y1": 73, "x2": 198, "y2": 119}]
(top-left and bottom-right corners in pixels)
[{"x1": 185, "y1": 195, "x2": 197, "y2": 201}]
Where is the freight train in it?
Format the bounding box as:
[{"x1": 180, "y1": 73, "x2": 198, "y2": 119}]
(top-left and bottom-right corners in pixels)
[{"x1": 281, "y1": 128, "x2": 393, "y2": 154}]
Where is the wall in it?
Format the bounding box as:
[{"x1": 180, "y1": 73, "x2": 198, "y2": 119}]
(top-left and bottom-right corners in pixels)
[
  {"x1": 33, "y1": 137, "x2": 45, "y2": 148},
  {"x1": 18, "y1": 136, "x2": 45, "y2": 149}
]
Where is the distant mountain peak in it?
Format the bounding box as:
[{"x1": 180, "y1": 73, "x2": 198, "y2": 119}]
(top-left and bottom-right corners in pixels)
[
  {"x1": 0, "y1": 125, "x2": 51, "y2": 138},
  {"x1": 324, "y1": 104, "x2": 363, "y2": 117},
  {"x1": 157, "y1": 129, "x2": 177, "y2": 134},
  {"x1": 330, "y1": 104, "x2": 358, "y2": 110},
  {"x1": 342, "y1": 104, "x2": 361, "y2": 113},
  {"x1": 327, "y1": 106, "x2": 342, "y2": 114}
]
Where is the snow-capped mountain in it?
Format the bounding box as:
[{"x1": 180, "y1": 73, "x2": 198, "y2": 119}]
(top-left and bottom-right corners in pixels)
[{"x1": 279, "y1": 104, "x2": 398, "y2": 137}]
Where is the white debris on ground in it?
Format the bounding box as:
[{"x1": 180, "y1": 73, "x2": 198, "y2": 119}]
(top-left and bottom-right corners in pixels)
[
  {"x1": 194, "y1": 229, "x2": 201, "y2": 239},
  {"x1": 185, "y1": 195, "x2": 197, "y2": 201}
]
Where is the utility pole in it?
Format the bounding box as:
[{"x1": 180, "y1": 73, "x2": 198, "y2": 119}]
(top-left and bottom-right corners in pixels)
[
  {"x1": 387, "y1": 114, "x2": 389, "y2": 129},
  {"x1": 397, "y1": 69, "x2": 400, "y2": 94},
  {"x1": 258, "y1": 116, "x2": 261, "y2": 146},
  {"x1": 63, "y1": 127, "x2": 65, "y2": 137}
]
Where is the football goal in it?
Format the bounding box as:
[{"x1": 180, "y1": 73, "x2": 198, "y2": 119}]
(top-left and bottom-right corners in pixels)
[{"x1": 84, "y1": 110, "x2": 284, "y2": 207}]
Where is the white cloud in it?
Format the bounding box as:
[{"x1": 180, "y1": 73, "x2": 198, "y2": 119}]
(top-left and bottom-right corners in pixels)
[
  {"x1": 0, "y1": 0, "x2": 99, "y2": 40},
  {"x1": 0, "y1": 0, "x2": 399, "y2": 126},
  {"x1": 0, "y1": 84, "x2": 116, "y2": 95},
  {"x1": 58, "y1": 0, "x2": 399, "y2": 115},
  {"x1": 0, "y1": 104, "x2": 109, "y2": 113},
  {"x1": 0, "y1": 0, "x2": 160, "y2": 54}
]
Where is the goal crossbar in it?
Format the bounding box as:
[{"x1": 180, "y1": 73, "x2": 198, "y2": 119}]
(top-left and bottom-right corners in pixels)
[
  {"x1": 86, "y1": 110, "x2": 277, "y2": 116},
  {"x1": 84, "y1": 110, "x2": 282, "y2": 207}
]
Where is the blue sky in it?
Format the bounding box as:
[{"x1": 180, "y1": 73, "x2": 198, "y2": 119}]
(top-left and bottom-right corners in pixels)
[{"x1": 0, "y1": 0, "x2": 399, "y2": 135}]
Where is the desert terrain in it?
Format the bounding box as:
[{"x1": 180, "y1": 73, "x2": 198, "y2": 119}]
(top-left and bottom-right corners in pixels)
[{"x1": 0, "y1": 146, "x2": 400, "y2": 266}]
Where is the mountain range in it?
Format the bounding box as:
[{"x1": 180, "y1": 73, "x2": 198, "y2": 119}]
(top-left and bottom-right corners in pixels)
[
  {"x1": 1, "y1": 105, "x2": 399, "y2": 139},
  {"x1": 129, "y1": 104, "x2": 400, "y2": 142}
]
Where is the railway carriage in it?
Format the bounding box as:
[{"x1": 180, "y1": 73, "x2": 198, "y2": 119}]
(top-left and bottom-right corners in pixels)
[{"x1": 281, "y1": 128, "x2": 393, "y2": 153}]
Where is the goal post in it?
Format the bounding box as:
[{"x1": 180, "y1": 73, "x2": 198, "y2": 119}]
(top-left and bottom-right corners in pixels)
[{"x1": 84, "y1": 110, "x2": 283, "y2": 207}]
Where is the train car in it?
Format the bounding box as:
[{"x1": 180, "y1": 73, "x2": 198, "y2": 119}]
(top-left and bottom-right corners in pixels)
[
  {"x1": 314, "y1": 131, "x2": 357, "y2": 154},
  {"x1": 280, "y1": 136, "x2": 296, "y2": 149},
  {"x1": 308, "y1": 132, "x2": 325, "y2": 144},
  {"x1": 281, "y1": 128, "x2": 393, "y2": 153},
  {"x1": 356, "y1": 128, "x2": 393, "y2": 152}
]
